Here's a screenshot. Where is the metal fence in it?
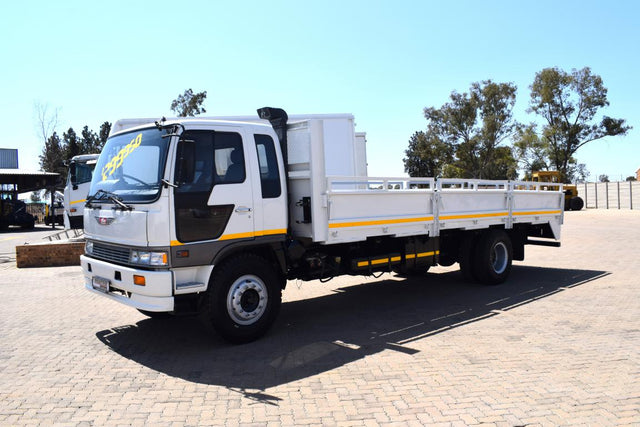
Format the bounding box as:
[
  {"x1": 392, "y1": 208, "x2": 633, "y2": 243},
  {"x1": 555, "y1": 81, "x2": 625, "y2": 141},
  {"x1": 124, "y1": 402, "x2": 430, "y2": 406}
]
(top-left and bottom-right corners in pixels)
[{"x1": 581, "y1": 181, "x2": 640, "y2": 209}]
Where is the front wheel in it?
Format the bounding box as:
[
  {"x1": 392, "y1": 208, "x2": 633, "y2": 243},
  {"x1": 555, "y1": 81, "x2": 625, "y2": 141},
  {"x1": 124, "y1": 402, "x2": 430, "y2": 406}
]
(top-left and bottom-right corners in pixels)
[{"x1": 206, "y1": 254, "x2": 282, "y2": 344}]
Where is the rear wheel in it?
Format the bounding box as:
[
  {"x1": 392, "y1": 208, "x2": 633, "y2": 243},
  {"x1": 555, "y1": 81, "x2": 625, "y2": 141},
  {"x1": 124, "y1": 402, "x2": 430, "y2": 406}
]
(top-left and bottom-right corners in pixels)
[
  {"x1": 570, "y1": 196, "x2": 584, "y2": 211},
  {"x1": 206, "y1": 254, "x2": 282, "y2": 344},
  {"x1": 472, "y1": 230, "x2": 512, "y2": 285}
]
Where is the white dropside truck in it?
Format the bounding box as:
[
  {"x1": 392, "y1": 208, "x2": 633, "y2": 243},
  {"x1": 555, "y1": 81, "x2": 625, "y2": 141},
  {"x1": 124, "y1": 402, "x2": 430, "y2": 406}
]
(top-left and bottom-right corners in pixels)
[
  {"x1": 81, "y1": 108, "x2": 564, "y2": 343},
  {"x1": 64, "y1": 154, "x2": 99, "y2": 229}
]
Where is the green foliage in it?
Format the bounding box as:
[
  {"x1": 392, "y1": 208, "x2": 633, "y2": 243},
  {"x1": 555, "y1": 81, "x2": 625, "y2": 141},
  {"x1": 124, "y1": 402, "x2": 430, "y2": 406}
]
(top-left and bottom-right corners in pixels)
[
  {"x1": 599, "y1": 174, "x2": 610, "y2": 183},
  {"x1": 513, "y1": 124, "x2": 550, "y2": 179},
  {"x1": 63, "y1": 127, "x2": 80, "y2": 160},
  {"x1": 98, "y1": 122, "x2": 111, "y2": 147},
  {"x1": 403, "y1": 130, "x2": 453, "y2": 177},
  {"x1": 528, "y1": 67, "x2": 631, "y2": 182},
  {"x1": 39, "y1": 132, "x2": 66, "y2": 177},
  {"x1": 626, "y1": 176, "x2": 637, "y2": 182},
  {"x1": 79, "y1": 122, "x2": 111, "y2": 154},
  {"x1": 571, "y1": 163, "x2": 590, "y2": 183},
  {"x1": 406, "y1": 80, "x2": 519, "y2": 180},
  {"x1": 170, "y1": 88, "x2": 207, "y2": 117},
  {"x1": 39, "y1": 122, "x2": 111, "y2": 185}
]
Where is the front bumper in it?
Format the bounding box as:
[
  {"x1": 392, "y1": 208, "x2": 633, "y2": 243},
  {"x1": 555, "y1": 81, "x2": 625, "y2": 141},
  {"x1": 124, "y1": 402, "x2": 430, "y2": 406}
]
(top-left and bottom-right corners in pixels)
[{"x1": 81, "y1": 255, "x2": 174, "y2": 312}]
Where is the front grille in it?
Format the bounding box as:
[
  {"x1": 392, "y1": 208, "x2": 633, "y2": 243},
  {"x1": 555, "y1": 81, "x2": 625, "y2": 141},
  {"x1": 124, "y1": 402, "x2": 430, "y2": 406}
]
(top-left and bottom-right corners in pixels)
[{"x1": 92, "y1": 242, "x2": 130, "y2": 264}]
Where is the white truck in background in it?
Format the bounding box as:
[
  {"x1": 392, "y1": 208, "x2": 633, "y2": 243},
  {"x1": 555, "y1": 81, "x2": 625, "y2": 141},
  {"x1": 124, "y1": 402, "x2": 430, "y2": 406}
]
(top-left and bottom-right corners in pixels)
[
  {"x1": 64, "y1": 154, "x2": 99, "y2": 229},
  {"x1": 81, "y1": 107, "x2": 564, "y2": 343}
]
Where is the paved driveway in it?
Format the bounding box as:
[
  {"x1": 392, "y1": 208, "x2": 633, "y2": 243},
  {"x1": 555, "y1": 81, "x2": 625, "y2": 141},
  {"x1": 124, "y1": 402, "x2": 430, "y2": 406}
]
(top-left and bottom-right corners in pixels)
[{"x1": 0, "y1": 210, "x2": 638, "y2": 425}]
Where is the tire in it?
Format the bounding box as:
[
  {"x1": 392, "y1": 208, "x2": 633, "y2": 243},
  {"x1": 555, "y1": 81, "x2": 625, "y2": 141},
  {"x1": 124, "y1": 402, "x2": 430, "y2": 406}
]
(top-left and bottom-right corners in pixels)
[
  {"x1": 472, "y1": 230, "x2": 513, "y2": 286},
  {"x1": 21, "y1": 220, "x2": 35, "y2": 229},
  {"x1": 137, "y1": 309, "x2": 172, "y2": 319},
  {"x1": 206, "y1": 254, "x2": 282, "y2": 344},
  {"x1": 570, "y1": 196, "x2": 584, "y2": 211},
  {"x1": 459, "y1": 234, "x2": 479, "y2": 282}
]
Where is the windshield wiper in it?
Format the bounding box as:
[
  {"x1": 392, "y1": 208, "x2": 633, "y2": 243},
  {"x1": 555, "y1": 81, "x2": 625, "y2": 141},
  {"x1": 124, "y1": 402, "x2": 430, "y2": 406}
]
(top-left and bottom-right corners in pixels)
[
  {"x1": 85, "y1": 189, "x2": 107, "y2": 207},
  {"x1": 109, "y1": 195, "x2": 133, "y2": 210},
  {"x1": 85, "y1": 189, "x2": 133, "y2": 210}
]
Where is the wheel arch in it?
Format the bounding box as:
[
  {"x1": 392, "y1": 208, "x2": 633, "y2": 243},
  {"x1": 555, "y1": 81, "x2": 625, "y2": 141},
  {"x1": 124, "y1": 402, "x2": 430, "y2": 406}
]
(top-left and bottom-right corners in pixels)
[{"x1": 210, "y1": 239, "x2": 287, "y2": 289}]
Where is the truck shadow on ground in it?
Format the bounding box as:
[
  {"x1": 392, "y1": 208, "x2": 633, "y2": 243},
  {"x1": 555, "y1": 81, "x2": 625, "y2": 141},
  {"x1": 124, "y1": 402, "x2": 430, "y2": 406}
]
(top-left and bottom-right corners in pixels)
[{"x1": 96, "y1": 265, "x2": 607, "y2": 403}]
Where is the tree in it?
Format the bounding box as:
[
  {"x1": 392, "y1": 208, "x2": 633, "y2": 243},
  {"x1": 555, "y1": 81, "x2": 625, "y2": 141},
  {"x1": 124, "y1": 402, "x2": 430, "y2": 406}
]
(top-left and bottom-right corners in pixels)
[
  {"x1": 79, "y1": 122, "x2": 110, "y2": 154},
  {"x1": 170, "y1": 88, "x2": 207, "y2": 117},
  {"x1": 573, "y1": 163, "x2": 590, "y2": 183},
  {"x1": 528, "y1": 67, "x2": 631, "y2": 182},
  {"x1": 63, "y1": 127, "x2": 80, "y2": 161},
  {"x1": 80, "y1": 126, "x2": 98, "y2": 154},
  {"x1": 403, "y1": 130, "x2": 453, "y2": 177},
  {"x1": 598, "y1": 174, "x2": 610, "y2": 183},
  {"x1": 39, "y1": 132, "x2": 66, "y2": 177},
  {"x1": 39, "y1": 121, "x2": 111, "y2": 186},
  {"x1": 407, "y1": 80, "x2": 519, "y2": 180},
  {"x1": 98, "y1": 121, "x2": 111, "y2": 148},
  {"x1": 34, "y1": 101, "x2": 59, "y2": 146},
  {"x1": 626, "y1": 176, "x2": 637, "y2": 182},
  {"x1": 513, "y1": 124, "x2": 550, "y2": 179}
]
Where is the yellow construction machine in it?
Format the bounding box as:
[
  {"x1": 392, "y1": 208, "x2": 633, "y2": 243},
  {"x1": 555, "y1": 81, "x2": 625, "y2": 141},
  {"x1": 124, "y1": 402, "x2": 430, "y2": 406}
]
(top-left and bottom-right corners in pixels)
[{"x1": 532, "y1": 171, "x2": 584, "y2": 211}]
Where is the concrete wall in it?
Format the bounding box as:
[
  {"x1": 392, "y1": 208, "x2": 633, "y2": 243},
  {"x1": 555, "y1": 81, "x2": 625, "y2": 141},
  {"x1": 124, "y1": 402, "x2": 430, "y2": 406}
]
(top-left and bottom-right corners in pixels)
[{"x1": 581, "y1": 181, "x2": 640, "y2": 209}]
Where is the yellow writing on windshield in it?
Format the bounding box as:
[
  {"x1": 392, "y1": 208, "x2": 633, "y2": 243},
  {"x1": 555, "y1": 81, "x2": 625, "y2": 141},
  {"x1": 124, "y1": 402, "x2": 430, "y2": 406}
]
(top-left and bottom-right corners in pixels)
[{"x1": 101, "y1": 133, "x2": 142, "y2": 181}]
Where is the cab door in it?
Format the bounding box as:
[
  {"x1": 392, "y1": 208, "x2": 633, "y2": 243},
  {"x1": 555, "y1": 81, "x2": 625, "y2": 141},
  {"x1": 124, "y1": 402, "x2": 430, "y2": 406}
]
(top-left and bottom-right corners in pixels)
[{"x1": 173, "y1": 128, "x2": 254, "y2": 243}]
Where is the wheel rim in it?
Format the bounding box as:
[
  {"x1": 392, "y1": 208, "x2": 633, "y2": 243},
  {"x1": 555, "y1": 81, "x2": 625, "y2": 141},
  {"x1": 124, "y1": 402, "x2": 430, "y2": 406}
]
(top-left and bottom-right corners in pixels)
[
  {"x1": 491, "y1": 242, "x2": 509, "y2": 275},
  {"x1": 226, "y1": 275, "x2": 268, "y2": 325}
]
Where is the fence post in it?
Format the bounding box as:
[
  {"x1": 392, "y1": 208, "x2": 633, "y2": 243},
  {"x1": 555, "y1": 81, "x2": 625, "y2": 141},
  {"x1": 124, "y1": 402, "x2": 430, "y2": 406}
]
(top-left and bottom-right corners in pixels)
[
  {"x1": 595, "y1": 182, "x2": 598, "y2": 208},
  {"x1": 584, "y1": 182, "x2": 588, "y2": 208},
  {"x1": 631, "y1": 181, "x2": 634, "y2": 210},
  {"x1": 606, "y1": 182, "x2": 609, "y2": 209},
  {"x1": 617, "y1": 182, "x2": 620, "y2": 209}
]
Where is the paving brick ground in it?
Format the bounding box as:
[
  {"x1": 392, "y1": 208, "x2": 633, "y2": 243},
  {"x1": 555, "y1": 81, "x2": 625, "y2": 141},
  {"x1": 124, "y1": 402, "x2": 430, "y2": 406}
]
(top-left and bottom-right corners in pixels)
[{"x1": 0, "y1": 210, "x2": 638, "y2": 426}]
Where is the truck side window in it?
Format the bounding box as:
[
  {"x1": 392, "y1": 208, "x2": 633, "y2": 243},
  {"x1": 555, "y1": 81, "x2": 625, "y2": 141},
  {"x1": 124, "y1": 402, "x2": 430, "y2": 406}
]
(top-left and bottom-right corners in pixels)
[
  {"x1": 214, "y1": 135, "x2": 245, "y2": 184},
  {"x1": 254, "y1": 134, "x2": 281, "y2": 198},
  {"x1": 175, "y1": 131, "x2": 245, "y2": 192},
  {"x1": 175, "y1": 130, "x2": 214, "y2": 192}
]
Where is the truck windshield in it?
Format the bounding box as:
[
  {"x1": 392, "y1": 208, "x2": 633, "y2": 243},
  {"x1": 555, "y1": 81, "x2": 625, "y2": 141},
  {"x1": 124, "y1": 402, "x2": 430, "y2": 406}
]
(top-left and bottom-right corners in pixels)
[
  {"x1": 70, "y1": 161, "x2": 95, "y2": 185},
  {"x1": 88, "y1": 127, "x2": 170, "y2": 203}
]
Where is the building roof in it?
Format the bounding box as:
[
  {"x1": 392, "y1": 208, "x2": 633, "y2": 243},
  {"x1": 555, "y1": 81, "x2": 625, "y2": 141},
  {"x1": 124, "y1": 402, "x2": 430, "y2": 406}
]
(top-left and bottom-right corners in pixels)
[{"x1": 0, "y1": 169, "x2": 59, "y2": 193}]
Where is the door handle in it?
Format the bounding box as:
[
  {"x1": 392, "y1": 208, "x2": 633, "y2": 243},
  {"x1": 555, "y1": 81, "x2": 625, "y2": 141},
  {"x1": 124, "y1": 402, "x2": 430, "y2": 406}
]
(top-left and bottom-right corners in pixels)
[{"x1": 235, "y1": 206, "x2": 252, "y2": 213}]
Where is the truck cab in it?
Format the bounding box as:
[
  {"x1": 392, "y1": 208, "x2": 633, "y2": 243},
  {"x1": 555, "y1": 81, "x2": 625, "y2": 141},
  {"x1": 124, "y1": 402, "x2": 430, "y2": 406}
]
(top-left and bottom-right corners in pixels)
[
  {"x1": 81, "y1": 118, "x2": 288, "y2": 319},
  {"x1": 64, "y1": 154, "x2": 99, "y2": 229}
]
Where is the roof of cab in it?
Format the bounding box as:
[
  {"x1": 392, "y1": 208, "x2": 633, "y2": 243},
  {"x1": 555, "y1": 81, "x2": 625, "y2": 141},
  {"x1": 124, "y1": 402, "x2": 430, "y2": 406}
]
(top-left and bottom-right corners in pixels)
[
  {"x1": 110, "y1": 117, "x2": 273, "y2": 137},
  {"x1": 110, "y1": 113, "x2": 354, "y2": 137}
]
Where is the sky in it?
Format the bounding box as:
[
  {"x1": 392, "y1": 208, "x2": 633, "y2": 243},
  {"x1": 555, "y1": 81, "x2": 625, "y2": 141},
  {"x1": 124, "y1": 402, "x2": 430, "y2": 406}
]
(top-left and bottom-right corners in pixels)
[{"x1": 1, "y1": 0, "x2": 638, "y2": 181}]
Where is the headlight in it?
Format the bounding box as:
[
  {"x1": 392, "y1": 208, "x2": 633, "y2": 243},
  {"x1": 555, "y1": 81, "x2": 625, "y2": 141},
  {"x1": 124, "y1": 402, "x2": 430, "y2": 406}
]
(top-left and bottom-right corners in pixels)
[
  {"x1": 149, "y1": 252, "x2": 168, "y2": 266},
  {"x1": 85, "y1": 241, "x2": 93, "y2": 255},
  {"x1": 130, "y1": 250, "x2": 168, "y2": 266}
]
